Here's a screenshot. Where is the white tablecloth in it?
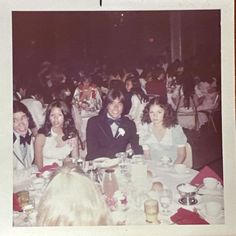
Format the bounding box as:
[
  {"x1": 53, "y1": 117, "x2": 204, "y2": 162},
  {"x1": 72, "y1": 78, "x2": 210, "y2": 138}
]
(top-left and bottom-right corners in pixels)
[{"x1": 13, "y1": 160, "x2": 224, "y2": 226}]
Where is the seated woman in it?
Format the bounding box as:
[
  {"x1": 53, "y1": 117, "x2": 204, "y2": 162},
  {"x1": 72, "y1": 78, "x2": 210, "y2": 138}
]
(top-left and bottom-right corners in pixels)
[
  {"x1": 72, "y1": 75, "x2": 102, "y2": 142},
  {"x1": 34, "y1": 100, "x2": 79, "y2": 170},
  {"x1": 36, "y1": 166, "x2": 112, "y2": 226},
  {"x1": 13, "y1": 101, "x2": 38, "y2": 187},
  {"x1": 139, "y1": 97, "x2": 187, "y2": 164},
  {"x1": 72, "y1": 75, "x2": 102, "y2": 114}
]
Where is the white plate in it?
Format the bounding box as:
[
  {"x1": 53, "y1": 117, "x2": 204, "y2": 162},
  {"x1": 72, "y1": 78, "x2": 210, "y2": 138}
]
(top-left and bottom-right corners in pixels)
[
  {"x1": 169, "y1": 168, "x2": 192, "y2": 177},
  {"x1": 94, "y1": 157, "x2": 120, "y2": 169},
  {"x1": 198, "y1": 207, "x2": 224, "y2": 224},
  {"x1": 198, "y1": 184, "x2": 223, "y2": 196}
]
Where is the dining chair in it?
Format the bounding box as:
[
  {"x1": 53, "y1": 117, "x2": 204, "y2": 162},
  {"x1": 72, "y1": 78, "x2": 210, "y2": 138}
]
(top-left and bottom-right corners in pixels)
[
  {"x1": 198, "y1": 93, "x2": 220, "y2": 133},
  {"x1": 176, "y1": 95, "x2": 200, "y2": 131},
  {"x1": 183, "y1": 142, "x2": 193, "y2": 168}
]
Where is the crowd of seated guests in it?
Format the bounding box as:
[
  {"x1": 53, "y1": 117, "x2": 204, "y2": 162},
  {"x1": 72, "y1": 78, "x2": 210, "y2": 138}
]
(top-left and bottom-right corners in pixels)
[{"x1": 13, "y1": 56, "x2": 220, "y2": 225}]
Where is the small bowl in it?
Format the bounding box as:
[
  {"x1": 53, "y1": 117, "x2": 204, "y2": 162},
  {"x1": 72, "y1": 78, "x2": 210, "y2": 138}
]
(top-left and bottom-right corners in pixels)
[{"x1": 176, "y1": 183, "x2": 199, "y2": 205}]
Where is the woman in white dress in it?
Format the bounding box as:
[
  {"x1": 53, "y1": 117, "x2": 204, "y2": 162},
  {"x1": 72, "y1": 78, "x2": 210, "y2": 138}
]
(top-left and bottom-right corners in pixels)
[
  {"x1": 34, "y1": 100, "x2": 79, "y2": 170},
  {"x1": 139, "y1": 97, "x2": 187, "y2": 164},
  {"x1": 125, "y1": 75, "x2": 149, "y2": 133}
]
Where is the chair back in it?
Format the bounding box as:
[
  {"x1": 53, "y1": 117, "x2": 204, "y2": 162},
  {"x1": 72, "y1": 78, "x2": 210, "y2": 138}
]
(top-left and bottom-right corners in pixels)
[
  {"x1": 212, "y1": 93, "x2": 220, "y2": 110},
  {"x1": 183, "y1": 142, "x2": 193, "y2": 168}
]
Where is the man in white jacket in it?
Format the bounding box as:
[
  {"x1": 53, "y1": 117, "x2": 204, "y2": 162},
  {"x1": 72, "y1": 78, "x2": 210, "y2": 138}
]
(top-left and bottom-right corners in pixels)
[{"x1": 13, "y1": 101, "x2": 38, "y2": 188}]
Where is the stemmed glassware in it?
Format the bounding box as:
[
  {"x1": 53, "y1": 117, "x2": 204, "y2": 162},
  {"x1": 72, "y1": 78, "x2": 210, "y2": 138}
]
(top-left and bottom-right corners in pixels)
[
  {"x1": 159, "y1": 188, "x2": 173, "y2": 215},
  {"x1": 116, "y1": 152, "x2": 130, "y2": 180}
]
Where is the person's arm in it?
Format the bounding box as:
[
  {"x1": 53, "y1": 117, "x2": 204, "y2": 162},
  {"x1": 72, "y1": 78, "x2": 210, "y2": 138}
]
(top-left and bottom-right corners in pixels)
[
  {"x1": 128, "y1": 95, "x2": 138, "y2": 120},
  {"x1": 70, "y1": 136, "x2": 79, "y2": 159},
  {"x1": 173, "y1": 125, "x2": 187, "y2": 164},
  {"x1": 34, "y1": 133, "x2": 46, "y2": 170},
  {"x1": 174, "y1": 146, "x2": 186, "y2": 164},
  {"x1": 95, "y1": 88, "x2": 103, "y2": 110},
  {"x1": 128, "y1": 120, "x2": 143, "y2": 155}
]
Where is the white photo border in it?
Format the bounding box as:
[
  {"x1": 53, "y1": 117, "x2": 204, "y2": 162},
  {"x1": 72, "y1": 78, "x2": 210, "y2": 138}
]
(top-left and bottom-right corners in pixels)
[{"x1": 0, "y1": 0, "x2": 235, "y2": 236}]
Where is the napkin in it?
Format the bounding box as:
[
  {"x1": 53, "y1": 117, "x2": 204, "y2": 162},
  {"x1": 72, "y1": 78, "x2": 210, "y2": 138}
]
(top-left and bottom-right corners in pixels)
[
  {"x1": 170, "y1": 208, "x2": 209, "y2": 225},
  {"x1": 37, "y1": 163, "x2": 59, "y2": 177},
  {"x1": 190, "y1": 166, "x2": 223, "y2": 186},
  {"x1": 13, "y1": 193, "x2": 22, "y2": 212}
]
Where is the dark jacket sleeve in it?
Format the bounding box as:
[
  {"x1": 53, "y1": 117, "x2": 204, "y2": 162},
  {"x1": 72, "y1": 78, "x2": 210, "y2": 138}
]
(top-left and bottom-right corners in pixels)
[{"x1": 127, "y1": 119, "x2": 144, "y2": 155}]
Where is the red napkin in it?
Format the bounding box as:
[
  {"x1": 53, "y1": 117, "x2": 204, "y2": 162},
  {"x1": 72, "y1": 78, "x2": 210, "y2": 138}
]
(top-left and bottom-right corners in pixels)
[
  {"x1": 170, "y1": 208, "x2": 209, "y2": 225},
  {"x1": 13, "y1": 193, "x2": 22, "y2": 212},
  {"x1": 190, "y1": 166, "x2": 223, "y2": 186},
  {"x1": 36, "y1": 162, "x2": 59, "y2": 177}
]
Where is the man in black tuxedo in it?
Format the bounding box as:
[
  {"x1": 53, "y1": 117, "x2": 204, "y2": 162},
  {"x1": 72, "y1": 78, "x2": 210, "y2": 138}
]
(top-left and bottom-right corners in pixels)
[{"x1": 86, "y1": 89, "x2": 143, "y2": 161}]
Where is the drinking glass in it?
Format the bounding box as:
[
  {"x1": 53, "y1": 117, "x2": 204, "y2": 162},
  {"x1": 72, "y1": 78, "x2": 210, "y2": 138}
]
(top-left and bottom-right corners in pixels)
[
  {"x1": 116, "y1": 152, "x2": 128, "y2": 162},
  {"x1": 116, "y1": 152, "x2": 130, "y2": 180},
  {"x1": 22, "y1": 198, "x2": 35, "y2": 224},
  {"x1": 159, "y1": 188, "x2": 173, "y2": 215},
  {"x1": 144, "y1": 199, "x2": 160, "y2": 224}
]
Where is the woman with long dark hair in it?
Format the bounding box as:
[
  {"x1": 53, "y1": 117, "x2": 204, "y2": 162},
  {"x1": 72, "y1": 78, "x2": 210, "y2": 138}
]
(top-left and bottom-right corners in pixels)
[
  {"x1": 34, "y1": 100, "x2": 79, "y2": 170},
  {"x1": 125, "y1": 75, "x2": 149, "y2": 132},
  {"x1": 139, "y1": 96, "x2": 187, "y2": 164}
]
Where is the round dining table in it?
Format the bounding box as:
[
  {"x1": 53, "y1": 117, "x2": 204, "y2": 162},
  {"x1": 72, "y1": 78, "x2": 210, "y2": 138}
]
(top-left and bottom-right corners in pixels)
[{"x1": 13, "y1": 158, "x2": 224, "y2": 226}]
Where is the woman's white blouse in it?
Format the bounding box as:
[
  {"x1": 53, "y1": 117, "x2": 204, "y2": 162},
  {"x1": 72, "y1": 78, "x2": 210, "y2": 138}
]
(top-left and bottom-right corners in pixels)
[
  {"x1": 42, "y1": 130, "x2": 73, "y2": 166},
  {"x1": 139, "y1": 123, "x2": 187, "y2": 162}
]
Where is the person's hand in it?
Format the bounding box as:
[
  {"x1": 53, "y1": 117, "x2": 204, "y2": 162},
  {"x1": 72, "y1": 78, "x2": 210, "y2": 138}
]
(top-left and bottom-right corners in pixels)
[{"x1": 62, "y1": 157, "x2": 74, "y2": 167}]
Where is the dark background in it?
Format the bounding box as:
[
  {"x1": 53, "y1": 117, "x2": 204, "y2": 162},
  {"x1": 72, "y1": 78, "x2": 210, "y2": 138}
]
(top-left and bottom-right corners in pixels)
[{"x1": 12, "y1": 10, "x2": 220, "y2": 78}]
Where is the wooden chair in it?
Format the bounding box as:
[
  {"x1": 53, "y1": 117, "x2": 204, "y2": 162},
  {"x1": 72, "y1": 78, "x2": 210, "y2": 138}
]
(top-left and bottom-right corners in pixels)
[{"x1": 183, "y1": 142, "x2": 193, "y2": 168}]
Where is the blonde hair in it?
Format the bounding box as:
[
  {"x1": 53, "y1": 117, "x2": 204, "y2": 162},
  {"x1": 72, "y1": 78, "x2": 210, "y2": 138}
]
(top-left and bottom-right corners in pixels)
[{"x1": 36, "y1": 166, "x2": 112, "y2": 226}]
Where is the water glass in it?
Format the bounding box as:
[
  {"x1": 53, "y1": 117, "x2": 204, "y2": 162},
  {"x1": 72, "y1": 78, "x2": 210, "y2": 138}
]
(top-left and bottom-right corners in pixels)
[
  {"x1": 144, "y1": 199, "x2": 160, "y2": 224},
  {"x1": 159, "y1": 188, "x2": 173, "y2": 215},
  {"x1": 116, "y1": 152, "x2": 128, "y2": 162}
]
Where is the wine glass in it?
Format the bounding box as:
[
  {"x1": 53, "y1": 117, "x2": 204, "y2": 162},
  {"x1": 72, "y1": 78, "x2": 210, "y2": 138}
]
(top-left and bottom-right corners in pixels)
[
  {"x1": 159, "y1": 188, "x2": 173, "y2": 215},
  {"x1": 116, "y1": 152, "x2": 128, "y2": 162},
  {"x1": 116, "y1": 152, "x2": 130, "y2": 180}
]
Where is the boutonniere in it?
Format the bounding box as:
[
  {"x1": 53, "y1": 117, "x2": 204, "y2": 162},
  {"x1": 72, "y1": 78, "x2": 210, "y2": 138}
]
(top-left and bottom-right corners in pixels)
[{"x1": 116, "y1": 128, "x2": 125, "y2": 138}]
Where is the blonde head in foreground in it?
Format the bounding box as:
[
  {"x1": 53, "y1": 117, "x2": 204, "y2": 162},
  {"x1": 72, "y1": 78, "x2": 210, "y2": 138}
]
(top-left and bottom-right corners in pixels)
[{"x1": 36, "y1": 166, "x2": 112, "y2": 226}]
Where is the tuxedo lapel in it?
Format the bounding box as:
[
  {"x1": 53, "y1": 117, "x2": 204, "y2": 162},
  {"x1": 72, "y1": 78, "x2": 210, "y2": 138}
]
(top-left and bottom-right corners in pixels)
[
  {"x1": 98, "y1": 114, "x2": 114, "y2": 140},
  {"x1": 13, "y1": 131, "x2": 34, "y2": 168},
  {"x1": 114, "y1": 117, "x2": 126, "y2": 139},
  {"x1": 13, "y1": 139, "x2": 26, "y2": 168}
]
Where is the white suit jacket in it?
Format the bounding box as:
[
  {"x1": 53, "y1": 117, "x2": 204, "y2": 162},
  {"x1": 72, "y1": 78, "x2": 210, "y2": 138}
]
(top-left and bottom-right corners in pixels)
[{"x1": 13, "y1": 131, "x2": 36, "y2": 187}]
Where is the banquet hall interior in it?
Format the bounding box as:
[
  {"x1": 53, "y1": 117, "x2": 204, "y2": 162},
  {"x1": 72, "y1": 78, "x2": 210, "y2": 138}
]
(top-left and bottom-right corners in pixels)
[{"x1": 12, "y1": 10, "x2": 222, "y2": 178}]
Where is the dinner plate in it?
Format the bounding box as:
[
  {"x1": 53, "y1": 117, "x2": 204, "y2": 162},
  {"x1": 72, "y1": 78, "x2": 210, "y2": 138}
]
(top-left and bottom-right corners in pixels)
[
  {"x1": 198, "y1": 207, "x2": 224, "y2": 224},
  {"x1": 169, "y1": 168, "x2": 192, "y2": 177},
  {"x1": 93, "y1": 157, "x2": 120, "y2": 169},
  {"x1": 156, "y1": 162, "x2": 173, "y2": 170}
]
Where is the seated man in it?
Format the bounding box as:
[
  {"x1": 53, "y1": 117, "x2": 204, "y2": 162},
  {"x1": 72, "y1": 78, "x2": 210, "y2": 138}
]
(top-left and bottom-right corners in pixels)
[
  {"x1": 86, "y1": 89, "x2": 143, "y2": 161},
  {"x1": 13, "y1": 101, "x2": 38, "y2": 187}
]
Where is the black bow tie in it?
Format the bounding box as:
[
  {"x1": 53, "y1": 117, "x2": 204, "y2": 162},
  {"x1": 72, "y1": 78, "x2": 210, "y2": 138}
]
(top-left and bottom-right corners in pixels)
[
  {"x1": 107, "y1": 117, "x2": 121, "y2": 126},
  {"x1": 20, "y1": 132, "x2": 32, "y2": 146}
]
